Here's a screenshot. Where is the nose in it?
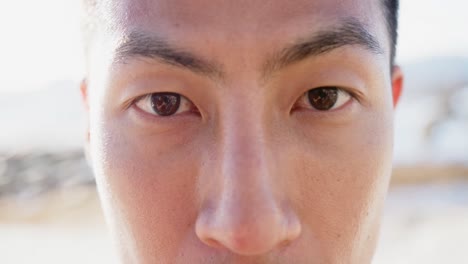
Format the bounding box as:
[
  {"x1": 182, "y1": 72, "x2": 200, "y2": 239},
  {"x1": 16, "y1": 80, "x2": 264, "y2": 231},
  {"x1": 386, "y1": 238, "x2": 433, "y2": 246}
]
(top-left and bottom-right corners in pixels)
[{"x1": 195, "y1": 113, "x2": 301, "y2": 256}]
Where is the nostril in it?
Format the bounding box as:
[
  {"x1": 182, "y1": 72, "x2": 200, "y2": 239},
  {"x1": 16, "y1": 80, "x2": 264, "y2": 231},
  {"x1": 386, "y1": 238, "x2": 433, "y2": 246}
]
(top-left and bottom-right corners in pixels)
[
  {"x1": 278, "y1": 240, "x2": 291, "y2": 249},
  {"x1": 195, "y1": 217, "x2": 227, "y2": 250},
  {"x1": 278, "y1": 234, "x2": 298, "y2": 249},
  {"x1": 203, "y1": 237, "x2": 225, "y2": 249},
  {"x1": 195, "y1": 200, "x2": 303, "y2": 255}
]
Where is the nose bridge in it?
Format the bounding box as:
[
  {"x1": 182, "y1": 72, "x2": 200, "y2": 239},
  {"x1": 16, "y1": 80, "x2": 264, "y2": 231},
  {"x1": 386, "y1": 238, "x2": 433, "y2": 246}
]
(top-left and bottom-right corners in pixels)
[
  {"x1": 223, "y1": 105, "x2": 268, "y2": 177},
  {"x1": 218, "y1": 97, "x2": 274, "y2": 200},
  {"x1": 220, "y1": 114, "x2": 274, "y2": 211},
  {"x1": 195, "y1": 95, "x2": 302, "y2": 255},
  {"x1": 216, "y1": 107, "x2": 283, "y2": 253}
]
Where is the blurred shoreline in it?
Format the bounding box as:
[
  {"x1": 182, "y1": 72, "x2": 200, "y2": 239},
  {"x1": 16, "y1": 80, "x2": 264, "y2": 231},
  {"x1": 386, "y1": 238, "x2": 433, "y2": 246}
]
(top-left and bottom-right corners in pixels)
[
  {"x1": 1, "y1": 150, "x2": 467, "y2": 201},
  {"x1": 1, "y1": 151, "x2": 467, "y2": 264},
  {"x1": 0, "y1": 55, "x2": 467, "y2": 263},
  {"x1": 1, "y1": 150, "x2": 467, "y2": 223}
]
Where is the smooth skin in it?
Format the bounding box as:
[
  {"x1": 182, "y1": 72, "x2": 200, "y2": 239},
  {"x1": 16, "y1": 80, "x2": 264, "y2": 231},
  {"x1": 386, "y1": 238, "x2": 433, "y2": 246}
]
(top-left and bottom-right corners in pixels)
[{"x1": 81, "y1": 0, "x2": 403, "y2": 263}]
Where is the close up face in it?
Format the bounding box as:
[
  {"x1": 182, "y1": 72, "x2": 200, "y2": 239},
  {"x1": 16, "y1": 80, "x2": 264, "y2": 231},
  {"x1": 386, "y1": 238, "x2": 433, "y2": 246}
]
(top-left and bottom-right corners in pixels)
[{"x1": 82, "y1": 0, "x2": 403, "y2": 263}]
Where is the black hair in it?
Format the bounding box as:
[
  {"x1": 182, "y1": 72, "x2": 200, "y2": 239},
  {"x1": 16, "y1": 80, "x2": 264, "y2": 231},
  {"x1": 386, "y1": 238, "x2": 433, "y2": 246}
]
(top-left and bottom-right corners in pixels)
[
  {"x1": 81, "y1": 0, "x2": 400, "y2": 66},
  {"x1": 382, "y1": 0, "x2": 400, "y2": 66}
]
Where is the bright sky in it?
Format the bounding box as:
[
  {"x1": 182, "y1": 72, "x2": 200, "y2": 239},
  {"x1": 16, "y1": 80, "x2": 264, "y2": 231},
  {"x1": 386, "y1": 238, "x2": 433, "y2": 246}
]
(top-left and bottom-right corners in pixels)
[
  {"x1": 0, "y1": 0, "x2": 83, "y2": 92},
  {"x1": 397, "y1": 0, "x2": 468, "y2": 62},
  {"x1": 0, "y1": 0, "x2": 467, "y2": 93}
]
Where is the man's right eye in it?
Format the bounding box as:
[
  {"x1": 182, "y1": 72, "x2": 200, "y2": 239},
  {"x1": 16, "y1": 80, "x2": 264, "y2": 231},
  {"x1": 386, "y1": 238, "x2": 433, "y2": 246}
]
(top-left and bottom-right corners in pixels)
[{"x1": 134, "y1": 92, "x2": 196, "y2": 116}]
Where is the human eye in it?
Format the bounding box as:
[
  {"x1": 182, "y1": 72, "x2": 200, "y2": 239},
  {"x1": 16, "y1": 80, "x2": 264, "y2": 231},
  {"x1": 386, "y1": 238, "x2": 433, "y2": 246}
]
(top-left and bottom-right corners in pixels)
[
  {"x1": 134, "y1": 92, "x2": 198, "y2": 116},
  {"x1": 295, "y1": 87, "x2": 353, "y2": 111}
]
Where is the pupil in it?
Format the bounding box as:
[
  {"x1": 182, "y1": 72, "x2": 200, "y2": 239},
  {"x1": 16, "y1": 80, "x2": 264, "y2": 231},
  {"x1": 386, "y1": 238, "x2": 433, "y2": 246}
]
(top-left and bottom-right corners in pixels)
[
  {"x1": 151, "y1": 93, "x2": 181, "y2": 116},
  {"x1": 307, "y1": 87, "x2": 338, "y2": 110}
]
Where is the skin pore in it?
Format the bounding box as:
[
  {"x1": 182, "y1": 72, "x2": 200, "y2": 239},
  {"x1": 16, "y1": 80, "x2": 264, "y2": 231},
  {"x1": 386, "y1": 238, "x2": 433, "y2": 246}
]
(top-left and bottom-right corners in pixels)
[{"x1": 81, "y1": 0, "x2": 403, "y2": 263}]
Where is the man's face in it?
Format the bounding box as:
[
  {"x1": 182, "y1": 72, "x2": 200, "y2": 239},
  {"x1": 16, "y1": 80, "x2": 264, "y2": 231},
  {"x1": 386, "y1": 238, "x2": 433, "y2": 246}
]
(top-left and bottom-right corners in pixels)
[{"x1": 83, "y1": 0, "x2": 403, "y2": 263}]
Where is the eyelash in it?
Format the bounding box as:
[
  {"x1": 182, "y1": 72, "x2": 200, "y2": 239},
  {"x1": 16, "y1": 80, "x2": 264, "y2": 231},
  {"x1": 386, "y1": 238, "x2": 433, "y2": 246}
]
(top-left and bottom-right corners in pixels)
[
  {"x1": 132, "y1": 86, "x2": 358, "y2": 119},
  {"x1": 295, "y1": 86, "x2": 356, "y2": 112},
  {"x1": 133, "y1": 93, "x2": 198, "y2": 116}
]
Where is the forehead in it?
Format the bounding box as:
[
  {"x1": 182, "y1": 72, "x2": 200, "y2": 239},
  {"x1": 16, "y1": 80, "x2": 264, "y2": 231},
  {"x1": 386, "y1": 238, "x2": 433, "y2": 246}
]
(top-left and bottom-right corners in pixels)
[{"x1": 102, "y1": 0, "x2": 386, "y2": 43}]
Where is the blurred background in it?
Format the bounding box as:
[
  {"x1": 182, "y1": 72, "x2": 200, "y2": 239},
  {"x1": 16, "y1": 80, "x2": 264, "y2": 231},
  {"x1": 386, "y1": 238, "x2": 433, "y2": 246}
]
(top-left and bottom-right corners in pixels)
[{"x1": 0, "y1": 0, "x2": 467, "y2": 263}]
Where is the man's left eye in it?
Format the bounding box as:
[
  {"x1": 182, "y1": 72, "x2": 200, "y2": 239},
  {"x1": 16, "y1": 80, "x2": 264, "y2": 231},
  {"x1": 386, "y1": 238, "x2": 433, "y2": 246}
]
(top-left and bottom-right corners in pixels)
[
  {"x1": 297, "y1": 87, "x2": 352, "y2": 111},
  {"x1": 135, "y1": 92, "x2": 196, "y2": 116}
]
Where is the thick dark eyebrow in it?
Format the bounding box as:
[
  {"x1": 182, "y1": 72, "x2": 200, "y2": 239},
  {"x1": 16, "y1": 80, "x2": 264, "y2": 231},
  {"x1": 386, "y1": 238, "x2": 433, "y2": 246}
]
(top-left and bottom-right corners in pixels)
[
  {"x1": 114, "y1": 19, "x2": 382, "y2": 80},
  {"x1": 114, "y1": 31, "x2": 223, "y2": 78},
  {"x1": 263, "y1": 18, "x2": 384, "y2": 75}
]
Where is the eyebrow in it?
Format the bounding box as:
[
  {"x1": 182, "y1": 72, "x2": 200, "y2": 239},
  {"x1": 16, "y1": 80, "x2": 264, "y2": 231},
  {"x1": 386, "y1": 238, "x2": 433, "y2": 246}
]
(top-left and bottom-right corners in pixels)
[
  {"x1": 113, "y1": 18, "x2": 383, "y2": 80},
  {"x1": 263, "y1": 18, "x2": 384, "y2": 74},
  {"x1": 114, "y1": 31, "x2": 223, "y2": 78}
]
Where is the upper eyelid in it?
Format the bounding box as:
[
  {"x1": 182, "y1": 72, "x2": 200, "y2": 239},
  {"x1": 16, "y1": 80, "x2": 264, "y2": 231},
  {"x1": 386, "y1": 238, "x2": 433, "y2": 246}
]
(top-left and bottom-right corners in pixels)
[
  {"x1": 304, "y1": 86, "x2": 354, "y2": 99},
  {"x1": 129, "y1": 94, "x2": 151, "y2": 110},
  {"x1": 321, "y1": 86, "x2": 362, "y2": 103},
  {"x1": 131, "y1": 87, "x2": 358, "y2": 111},
  {"x1": 133, "y1": 92, "x2": 178, "y2": 106},
  {"x1": 133, "y1": 92, "x2": 195, "y2": 116},
  {"x1": 295, "y1": 86, "x2": 354, "y2": 110}
]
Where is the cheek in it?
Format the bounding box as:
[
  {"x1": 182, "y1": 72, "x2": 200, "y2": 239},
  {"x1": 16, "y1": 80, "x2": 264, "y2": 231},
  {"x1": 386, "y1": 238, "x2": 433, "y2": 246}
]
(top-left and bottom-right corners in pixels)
[
  {"x1": 90, "y1": 116, "x2": 201, "y2": 262},
  {"x1": 290, "y1": 111, "x2": 393, "y2": 262}
]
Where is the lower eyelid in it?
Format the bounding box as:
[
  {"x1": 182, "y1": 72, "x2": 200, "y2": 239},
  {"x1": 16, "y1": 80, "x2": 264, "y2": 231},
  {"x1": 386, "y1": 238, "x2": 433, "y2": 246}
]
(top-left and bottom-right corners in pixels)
[
  {"x1": 176, "y1": 96, "x2": 192, "y2": 114},
  {"x1": 295, "y1": 88, "x2": 353, "y2": 112},
  {"x1": 130, "y1": 103, "x2": 197, "y2": 128},
  {"x1": 133, "y1": 94, "x2": 152, "y2": 113},
  {"x1": 134, "y1": 93, "x2": 198, "y2": 117},
  {"x1": 330, "y1": 91, "x2": 352, "y2": 110}
]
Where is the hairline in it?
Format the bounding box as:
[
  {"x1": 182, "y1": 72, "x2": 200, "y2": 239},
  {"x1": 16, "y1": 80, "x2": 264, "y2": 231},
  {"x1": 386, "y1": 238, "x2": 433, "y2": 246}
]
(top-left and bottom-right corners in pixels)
[{"x1": 81, "y1": 0, "x2": 399, "y2": 69}]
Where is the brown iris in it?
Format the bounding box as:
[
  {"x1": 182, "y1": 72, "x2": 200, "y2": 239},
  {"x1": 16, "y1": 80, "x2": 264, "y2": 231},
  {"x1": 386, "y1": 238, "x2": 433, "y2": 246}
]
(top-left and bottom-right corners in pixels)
[
  {"x1": 150, "y1": 93, "x2": 181, "y2": 116},
  {"x1": 307, "y1": 87, "x2": 338, "y2": 111}
]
